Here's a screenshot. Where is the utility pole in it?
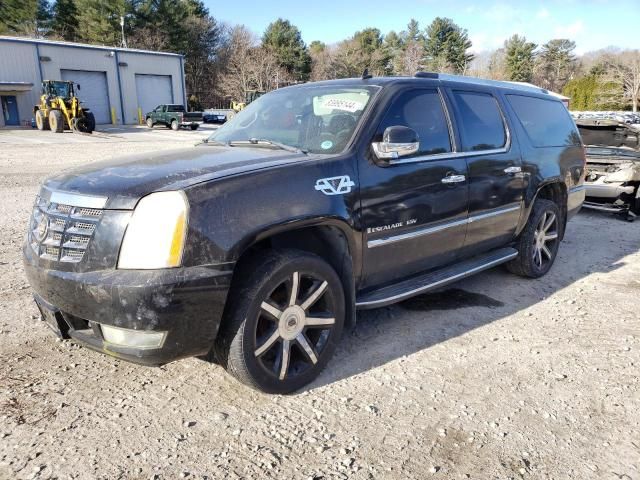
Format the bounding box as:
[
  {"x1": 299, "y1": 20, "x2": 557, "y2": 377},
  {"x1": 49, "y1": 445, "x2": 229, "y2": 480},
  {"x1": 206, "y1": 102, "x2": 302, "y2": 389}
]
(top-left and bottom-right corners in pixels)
[{"x1": 120, "y1": 16, "x2": 127, "y2": 48}]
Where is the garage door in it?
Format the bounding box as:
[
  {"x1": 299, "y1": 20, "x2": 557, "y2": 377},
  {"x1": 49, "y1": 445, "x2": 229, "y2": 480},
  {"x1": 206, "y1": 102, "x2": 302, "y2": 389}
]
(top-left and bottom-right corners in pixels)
[
  {"x1": 61, "y1": 70, "x2": 111, "y2": 124},
  {"x1": 135, "y1": 75, "x2": 173, "y2": 119}
]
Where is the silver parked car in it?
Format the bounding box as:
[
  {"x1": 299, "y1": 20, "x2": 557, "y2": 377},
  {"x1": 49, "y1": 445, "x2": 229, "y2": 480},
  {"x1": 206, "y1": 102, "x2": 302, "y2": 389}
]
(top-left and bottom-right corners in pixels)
[{"x1": 578, "y1": 119, "x2": 640, "y2": 221}]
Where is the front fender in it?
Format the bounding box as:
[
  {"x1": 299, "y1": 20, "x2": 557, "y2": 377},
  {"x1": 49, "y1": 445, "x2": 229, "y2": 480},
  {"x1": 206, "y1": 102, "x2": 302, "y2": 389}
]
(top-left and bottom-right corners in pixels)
[{"x1": 181, "y1": 153, "x2": 361, "y2": 271}]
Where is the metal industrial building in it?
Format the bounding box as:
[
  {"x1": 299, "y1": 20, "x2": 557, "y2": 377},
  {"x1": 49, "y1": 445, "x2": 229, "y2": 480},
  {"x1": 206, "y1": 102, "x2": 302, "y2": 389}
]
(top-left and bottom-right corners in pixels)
[{"x1": 0, "y1": 36, "x2": 187, "y2": 127}]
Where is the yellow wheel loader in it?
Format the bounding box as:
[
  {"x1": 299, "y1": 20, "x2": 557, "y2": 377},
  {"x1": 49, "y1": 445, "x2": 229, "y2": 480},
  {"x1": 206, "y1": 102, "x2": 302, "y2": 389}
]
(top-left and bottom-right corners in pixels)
[
  {"x1": 34, "y1": 80, "x2": 96, "y2": 134},
  {"x1": 226, "y1": 90, "x2": 265, "y2": 121}
]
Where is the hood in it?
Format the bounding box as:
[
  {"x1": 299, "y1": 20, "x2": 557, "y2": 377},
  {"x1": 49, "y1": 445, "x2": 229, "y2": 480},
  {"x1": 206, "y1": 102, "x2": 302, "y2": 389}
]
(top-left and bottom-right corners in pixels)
[
  {"x1": 43, "y1": 144, "x2": 310, "y2": 209},
  {"x1": 576, "y1": 119, "x2": 640, "y2": 150}
]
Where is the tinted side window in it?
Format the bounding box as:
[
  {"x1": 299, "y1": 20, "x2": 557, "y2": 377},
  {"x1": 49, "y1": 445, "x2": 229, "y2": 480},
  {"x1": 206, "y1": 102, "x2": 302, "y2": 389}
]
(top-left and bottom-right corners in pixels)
[
  {"x1": 377, "y1": 89, "x2": 451, "y2": 156},
  {"x1": 507, "y1": 95, "x2": 581, "y2": 147},
  {"x1": 450, "y1": 91, "x2": 506, "y2": 151}
]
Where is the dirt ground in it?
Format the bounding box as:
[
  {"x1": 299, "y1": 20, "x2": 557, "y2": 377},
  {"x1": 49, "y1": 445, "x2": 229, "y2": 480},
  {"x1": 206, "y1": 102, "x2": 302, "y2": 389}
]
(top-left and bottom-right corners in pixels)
[{"x1": 0, "y1": 127, "x2": 638, "y2": 480}]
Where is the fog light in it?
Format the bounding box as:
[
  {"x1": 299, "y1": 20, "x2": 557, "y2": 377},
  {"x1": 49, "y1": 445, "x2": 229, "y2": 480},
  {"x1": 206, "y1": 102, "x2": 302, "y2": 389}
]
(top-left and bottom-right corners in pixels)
[{"x1": 100, "y1": 324, "x2": 167, "y2": 349}]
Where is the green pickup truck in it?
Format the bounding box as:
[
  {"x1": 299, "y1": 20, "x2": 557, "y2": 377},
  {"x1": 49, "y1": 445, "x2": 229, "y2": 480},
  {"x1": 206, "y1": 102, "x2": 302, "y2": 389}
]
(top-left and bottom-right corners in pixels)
[{"x1": 145, "y1": 104, "x2": 202, "y2": 131}]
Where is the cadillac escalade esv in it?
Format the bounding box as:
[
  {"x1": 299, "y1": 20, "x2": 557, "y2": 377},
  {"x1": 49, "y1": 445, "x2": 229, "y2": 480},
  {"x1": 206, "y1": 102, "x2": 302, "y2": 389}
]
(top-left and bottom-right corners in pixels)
[{"x1": 24, "y1": 73, "x2": 586, "y2": 393}]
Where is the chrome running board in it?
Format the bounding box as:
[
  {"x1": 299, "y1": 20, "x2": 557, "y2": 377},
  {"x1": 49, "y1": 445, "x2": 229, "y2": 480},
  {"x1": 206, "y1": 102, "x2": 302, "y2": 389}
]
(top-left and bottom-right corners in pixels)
[{"x1": 356, "y1": 247, "x2": 518, "y2": 309}]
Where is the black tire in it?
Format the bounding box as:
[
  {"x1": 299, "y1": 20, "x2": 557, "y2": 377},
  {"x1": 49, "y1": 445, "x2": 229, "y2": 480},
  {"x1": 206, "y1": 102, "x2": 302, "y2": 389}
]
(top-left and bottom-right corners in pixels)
[
  {"x1": 214, "y1": 249, "x2": 345, "y2": 394},
  {"x1": 190, "y1": 124, "x2": 198, "y2": 130},
  {"x1": 633, "y1": 185, "x2": 640, "y2": 215},
  {"x1": 507, "y1": 199, "x2": 561, "y2": 278},
  {"x1": 35, "y1": 110, "x2": 49, "y2": 131},
  {"x1": 171, "y1": 119, "x2": 179, "y2": 131},
  {"x1": 83, "y1": 112, "x2": 95, "y2": 133},
  {"x1": 49, "y1": 110, "x2": 64, "y2": 133},
  {"x1": 146, "y1": 117, "x2": 154, "y2": 128}
]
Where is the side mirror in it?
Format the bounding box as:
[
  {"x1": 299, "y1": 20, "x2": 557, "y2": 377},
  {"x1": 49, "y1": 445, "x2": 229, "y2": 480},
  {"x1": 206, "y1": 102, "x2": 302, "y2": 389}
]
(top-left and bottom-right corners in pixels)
[
  {"x1": 76, "y1": 84, "x2": 81, "y2": 90},
  {"x1": 371, "y1": 126, "x2": 419, "y2": 163}
]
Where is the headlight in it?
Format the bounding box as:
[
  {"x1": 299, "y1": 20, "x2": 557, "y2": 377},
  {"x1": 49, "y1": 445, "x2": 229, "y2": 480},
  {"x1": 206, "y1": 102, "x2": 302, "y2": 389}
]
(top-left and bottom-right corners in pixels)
[{"x1": 118, "y1": 191, "x2": 188, "y2": 269}]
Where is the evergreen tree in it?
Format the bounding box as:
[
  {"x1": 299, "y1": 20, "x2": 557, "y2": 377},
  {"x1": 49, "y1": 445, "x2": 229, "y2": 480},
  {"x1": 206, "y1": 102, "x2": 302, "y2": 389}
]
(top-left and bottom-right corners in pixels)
[
  {"x1": 36, "y1": 0, "x2": 52, "y2": 36},
  {"x1": 424, "y1": 17, "x2": 473, "y2": 74},
  {"x1": 504, "y1": 35, "x2": 537, "y2": 82},
  {"x1": 51, "y1": 0, "x2": 80, "y2": 41},
  {"x1": 0, "y1": 0, "x2": 38, "y2": 34},
  {"x1": 262, "y1": 18, "x2": 311, "y2": 81},
  {"x1": 332, "y1": 28, "x2": 390, "y2": 78},
  {"x1": 404, "y1": 18, "x2": 421, "y2": 43},
  {"x1": 75, "y1": 0, "x2": 126, "y2": 45},
  {"x1": 562, "y1": 75, "x2": 598, "y2": 110},
  {"x1": 536, "y1": 39, "x2": 577, "y2": 92}
]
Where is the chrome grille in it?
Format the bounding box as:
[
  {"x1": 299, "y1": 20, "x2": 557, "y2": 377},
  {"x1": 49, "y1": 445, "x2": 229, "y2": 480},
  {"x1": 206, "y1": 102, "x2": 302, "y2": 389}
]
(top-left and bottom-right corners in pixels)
[{"x1": 28, "y1": 196, "x2": 103, "y2": 263}]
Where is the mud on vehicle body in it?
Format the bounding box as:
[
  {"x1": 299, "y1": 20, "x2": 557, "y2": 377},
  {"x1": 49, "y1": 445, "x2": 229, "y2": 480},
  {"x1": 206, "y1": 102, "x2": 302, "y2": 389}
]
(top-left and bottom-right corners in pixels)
[{"x1": 24, "y1": 73, "x2": 585, "y2": 393}]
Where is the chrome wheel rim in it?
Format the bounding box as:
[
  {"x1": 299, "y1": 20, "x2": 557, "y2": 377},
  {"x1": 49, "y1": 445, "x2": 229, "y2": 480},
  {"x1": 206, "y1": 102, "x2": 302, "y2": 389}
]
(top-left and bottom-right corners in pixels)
[
  {"x1": 254, "y1": 272, "x2": 336, "y2": 381},
  {"x1": 533, "y1": 210, "x2": 559, "y2": 269}
]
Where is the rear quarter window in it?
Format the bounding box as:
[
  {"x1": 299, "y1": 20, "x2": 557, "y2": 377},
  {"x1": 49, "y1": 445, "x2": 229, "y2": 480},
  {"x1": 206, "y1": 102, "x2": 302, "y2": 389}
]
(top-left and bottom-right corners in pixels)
[
  {"x1": 449, "y1": 91, "x2": 507, "y2": 152},
  {"x1": 506, "y1": 95, "x2": 581, "y2": 147}
]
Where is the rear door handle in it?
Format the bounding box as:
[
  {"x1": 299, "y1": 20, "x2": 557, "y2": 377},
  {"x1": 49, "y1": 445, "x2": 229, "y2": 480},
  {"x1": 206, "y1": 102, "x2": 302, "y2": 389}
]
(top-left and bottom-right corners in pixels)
[
  {"x1": 504, "y1": 166, "x2": 522, "y2": 174},
  {"x1": 441, "y1": 174, "x2": 466, "y2": 184}
]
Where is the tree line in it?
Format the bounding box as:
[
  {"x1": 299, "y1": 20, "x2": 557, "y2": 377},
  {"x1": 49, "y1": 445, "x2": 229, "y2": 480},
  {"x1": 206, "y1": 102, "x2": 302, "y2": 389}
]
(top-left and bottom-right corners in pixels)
[{"x1": 1, "y1": 1, "x2": 639, "y2": 112}]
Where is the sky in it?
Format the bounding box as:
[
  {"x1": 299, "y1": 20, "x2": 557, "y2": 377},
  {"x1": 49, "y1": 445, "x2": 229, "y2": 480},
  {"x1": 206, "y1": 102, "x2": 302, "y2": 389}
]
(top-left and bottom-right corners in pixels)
[{"x1": 205, "y1": 0, "x2": 639, "y2": 55}]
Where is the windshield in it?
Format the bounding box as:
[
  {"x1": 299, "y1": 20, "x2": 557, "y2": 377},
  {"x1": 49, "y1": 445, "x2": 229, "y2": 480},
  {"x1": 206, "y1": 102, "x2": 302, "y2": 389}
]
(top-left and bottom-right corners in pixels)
[
  {"x1": 210, "y1": 85, "x2": 379, "y2": 154},
  {"x1": 48, "y1": 82, "x2": 71, "y2": 98}
]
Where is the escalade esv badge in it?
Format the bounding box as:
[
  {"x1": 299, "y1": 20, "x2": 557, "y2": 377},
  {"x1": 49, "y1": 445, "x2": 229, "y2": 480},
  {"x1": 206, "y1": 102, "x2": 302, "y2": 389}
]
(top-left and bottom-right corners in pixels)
[{"x1": 315, "y1": 176, "x2": 355, "y2": 195}]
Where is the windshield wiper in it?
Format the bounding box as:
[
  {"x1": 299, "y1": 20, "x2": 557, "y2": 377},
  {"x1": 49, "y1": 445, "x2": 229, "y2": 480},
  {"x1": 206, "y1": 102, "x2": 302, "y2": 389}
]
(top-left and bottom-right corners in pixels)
[{"x1": 229, "y1": 138, "x2": 307, "y2": 154}]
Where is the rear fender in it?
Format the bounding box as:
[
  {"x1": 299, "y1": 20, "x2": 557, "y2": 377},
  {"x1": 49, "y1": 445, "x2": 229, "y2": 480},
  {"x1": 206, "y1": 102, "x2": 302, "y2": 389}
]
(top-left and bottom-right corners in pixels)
[{"x1": 516, "y1": 178, "x2": 568, "y2": 237}]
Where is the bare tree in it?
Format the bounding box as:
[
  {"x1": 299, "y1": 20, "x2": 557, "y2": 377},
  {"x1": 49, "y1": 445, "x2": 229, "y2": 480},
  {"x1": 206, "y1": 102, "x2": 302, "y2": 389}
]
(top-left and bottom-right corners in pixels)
[
  {"x1": 605, "y1": 50, "x2": 640, "y2": 112},
  {"x1": 309, "y1": 41, "x2": 336, "y2": 81},
  {"x1": 397, "y1": 41, "x2": 424, "y2": 75},
  {"x1": 218, "y1": 25, "x2": 288, "y2": 103}
]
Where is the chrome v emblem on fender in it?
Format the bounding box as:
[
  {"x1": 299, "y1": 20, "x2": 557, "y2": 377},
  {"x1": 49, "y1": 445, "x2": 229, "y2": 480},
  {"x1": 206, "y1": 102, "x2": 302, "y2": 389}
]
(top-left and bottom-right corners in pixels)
[{"x1": 314, "y1": 175, "x2": 355, "y2": 196}]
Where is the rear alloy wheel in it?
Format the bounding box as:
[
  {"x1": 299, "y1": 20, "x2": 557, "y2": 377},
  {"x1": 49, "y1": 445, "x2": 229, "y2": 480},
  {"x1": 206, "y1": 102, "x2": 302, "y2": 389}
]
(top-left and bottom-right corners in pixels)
[
  {"x1": 215, "y1": 250, "x2": 344, "y2": 394},
  {"x1": 171, "y1": 120, "x2": 179, "y2": 131},
  {"x1": 507, "y1": 199, "x2": 561, "y2": 278}
]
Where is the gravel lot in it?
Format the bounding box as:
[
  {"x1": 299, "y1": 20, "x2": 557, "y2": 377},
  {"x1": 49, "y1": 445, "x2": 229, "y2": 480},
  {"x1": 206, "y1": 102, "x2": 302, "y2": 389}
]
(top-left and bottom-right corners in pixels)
[{"x1": 1, "y1": 127, "x2": 638, "y2": 480}]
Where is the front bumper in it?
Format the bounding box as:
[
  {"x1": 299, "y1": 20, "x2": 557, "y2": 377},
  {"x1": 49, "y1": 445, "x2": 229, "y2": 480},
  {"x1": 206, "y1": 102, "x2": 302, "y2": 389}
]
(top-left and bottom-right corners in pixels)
[
  {"x1": 24, "y1": 244, "x2": 233, "y2": 365},
  {"x1": 585, "y1": 181, "x2": 635, "y2": 199},
  {"x1": 584, "y1": 180, "x2": 638, "y2": 214}
]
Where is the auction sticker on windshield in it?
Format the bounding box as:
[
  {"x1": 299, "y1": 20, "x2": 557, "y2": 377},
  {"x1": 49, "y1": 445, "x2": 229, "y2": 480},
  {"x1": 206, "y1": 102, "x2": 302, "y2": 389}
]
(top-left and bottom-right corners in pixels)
[{"x1": 321, "y1": 97, "x2": 364, "y2": 113}]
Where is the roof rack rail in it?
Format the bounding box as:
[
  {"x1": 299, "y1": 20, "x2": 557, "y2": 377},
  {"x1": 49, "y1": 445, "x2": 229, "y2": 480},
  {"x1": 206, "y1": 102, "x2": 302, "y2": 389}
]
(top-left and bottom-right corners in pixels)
[{"x1": 414, "y1": 71, "x2": 439, "y2": 79}]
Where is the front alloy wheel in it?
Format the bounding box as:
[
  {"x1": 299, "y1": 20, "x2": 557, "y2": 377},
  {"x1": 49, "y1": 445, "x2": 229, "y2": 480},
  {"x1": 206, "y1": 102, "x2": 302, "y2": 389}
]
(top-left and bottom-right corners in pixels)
[
  {"x1": 215, "y1": 250, "x2": 344, "y2": 394},
  {"x1": 256, "y1": 271, "x2": 337, "y2": 381}
]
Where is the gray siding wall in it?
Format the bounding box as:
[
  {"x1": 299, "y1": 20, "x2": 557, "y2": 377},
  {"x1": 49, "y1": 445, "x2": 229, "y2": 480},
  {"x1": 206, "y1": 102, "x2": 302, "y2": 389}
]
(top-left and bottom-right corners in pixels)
[
  {"x1": 117, "y1": 51, "x2": 183, "y2": 124},
  {"x1": 0, "y1": 41, "x2": 40, "y2": 126},
  {"x1": 0, "y1": 38, "x2": 185, "y2": 126},
  {"x1": 38, "y1": 43, "x2": 121, "y2": 123}
]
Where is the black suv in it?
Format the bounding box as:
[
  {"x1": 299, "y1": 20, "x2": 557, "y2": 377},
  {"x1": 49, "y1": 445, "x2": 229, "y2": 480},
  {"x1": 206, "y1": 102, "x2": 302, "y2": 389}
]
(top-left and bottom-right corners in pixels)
[{"x1": 24, "y1": 73, "x2": 586, "y2": 393}]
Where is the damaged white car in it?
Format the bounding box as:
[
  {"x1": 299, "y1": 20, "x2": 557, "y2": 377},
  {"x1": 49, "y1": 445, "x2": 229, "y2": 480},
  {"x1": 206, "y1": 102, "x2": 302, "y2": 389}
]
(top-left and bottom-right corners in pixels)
[{"x1": 578, "y1": 119, "x2": 640, "y2": 221}]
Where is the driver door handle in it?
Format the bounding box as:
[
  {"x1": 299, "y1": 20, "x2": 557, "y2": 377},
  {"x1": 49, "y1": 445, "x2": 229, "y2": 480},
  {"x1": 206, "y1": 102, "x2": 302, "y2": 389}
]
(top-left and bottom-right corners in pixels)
[
  {"x1": 441, "y1": 174, "x2": 466, "y2": 184},
  {"x1": 504, "y1": 166, "x2": 522, "y2": 174}
]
